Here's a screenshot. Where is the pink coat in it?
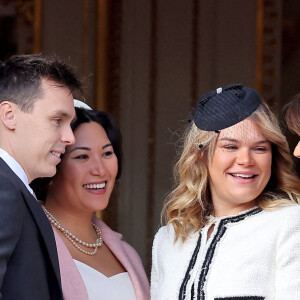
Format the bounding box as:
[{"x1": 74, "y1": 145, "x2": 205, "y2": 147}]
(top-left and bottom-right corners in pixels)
[{"x1": 53, "y1": 216, "x2": 150, "y2": 300}]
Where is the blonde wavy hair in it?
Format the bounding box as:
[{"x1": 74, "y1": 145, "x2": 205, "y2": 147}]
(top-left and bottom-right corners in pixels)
[{"x1": 163, "y1": 103, "x2": 300, "y2": 242}]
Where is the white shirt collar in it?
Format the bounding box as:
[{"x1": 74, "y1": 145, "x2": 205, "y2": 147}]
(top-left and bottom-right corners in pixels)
[{"x1": 0, "y1": 148, "x2": 35, "y2": 197}]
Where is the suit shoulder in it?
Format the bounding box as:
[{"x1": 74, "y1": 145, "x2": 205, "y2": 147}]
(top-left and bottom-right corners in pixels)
[
  {"x1": 0, "y1": 172, "x2": 23, "y2": 203},
  {"x1": 0, "y1": 171, "x2": 22, "y2": 193}
]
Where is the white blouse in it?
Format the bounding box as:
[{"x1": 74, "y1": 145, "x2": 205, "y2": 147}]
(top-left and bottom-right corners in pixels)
[{"x1": 74, "y1": 260, "x2": 136, "y2": 300}]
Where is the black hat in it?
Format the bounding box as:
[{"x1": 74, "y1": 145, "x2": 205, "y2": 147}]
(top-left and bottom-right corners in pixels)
[{"x1": 193, "y1": 84, "x2": 261, "y2": 131}]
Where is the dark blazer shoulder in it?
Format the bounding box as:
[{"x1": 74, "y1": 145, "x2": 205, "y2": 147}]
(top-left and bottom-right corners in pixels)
[
  {"x1": 0, "y1": 158, "x2": 32, "y2": 204},
  {"x1": 0, "y1": 158, "x2": 63, "y2": 299}
]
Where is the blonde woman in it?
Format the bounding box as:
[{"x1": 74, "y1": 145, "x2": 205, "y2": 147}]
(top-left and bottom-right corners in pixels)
[{"x1": 151, "y1": 84, "x2": 300, "y2": 300}]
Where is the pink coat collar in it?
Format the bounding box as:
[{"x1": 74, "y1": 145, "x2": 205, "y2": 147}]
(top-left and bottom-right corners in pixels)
[{"x1": 54, "y1": 217, "x2": 150, "y2": 300}]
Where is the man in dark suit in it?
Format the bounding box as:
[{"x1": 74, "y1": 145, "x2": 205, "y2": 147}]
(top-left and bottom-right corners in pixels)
[{"x1": 0, "y1": 54, "x2": 81, "y2": 299}]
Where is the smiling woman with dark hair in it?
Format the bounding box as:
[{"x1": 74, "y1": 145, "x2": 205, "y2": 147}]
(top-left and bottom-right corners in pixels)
[
  {"x1": 285, "y1": 93, "x2": 300, "y2": 158},
  {"x1": 151, "y1": 84, "x2": 300, "y2": 300},
  {"x1": 33, "y1": 103, "x2": 150, "y2": 300}
]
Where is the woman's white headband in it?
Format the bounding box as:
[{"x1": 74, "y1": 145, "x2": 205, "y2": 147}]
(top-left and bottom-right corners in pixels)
[{"x1": 73, "y1": 99, "x2": 92, "y2": 110}]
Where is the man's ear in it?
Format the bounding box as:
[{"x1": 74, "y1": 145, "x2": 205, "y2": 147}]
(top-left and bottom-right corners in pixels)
[{"x1": 0, "y1": 101, "x2": 17, "y2": 130}]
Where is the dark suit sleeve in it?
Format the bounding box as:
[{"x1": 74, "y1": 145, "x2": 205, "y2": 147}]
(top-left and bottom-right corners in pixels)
[{"x1": 0, "y1": 176, "x2": 23, "y2": 292}]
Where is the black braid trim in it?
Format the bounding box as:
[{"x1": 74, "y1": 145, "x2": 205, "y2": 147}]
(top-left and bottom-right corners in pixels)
[
  {"x1": 197, "y1": 207, "x2": 262, "y2": 300},
  {"x1": 178, "y1": 232, "x2": 202, "y2": 300}
]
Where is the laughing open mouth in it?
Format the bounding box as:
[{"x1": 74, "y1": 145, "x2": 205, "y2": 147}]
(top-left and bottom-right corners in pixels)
[
  {"x1": 50, "y1": 151, "x2": 61, "y2": 158},
  {"x1": 230, "y1": 173, "x2": 257, "y2": 179},
  {"x1": 83, "y1": 183, "x2": 106, "y2": 190}
]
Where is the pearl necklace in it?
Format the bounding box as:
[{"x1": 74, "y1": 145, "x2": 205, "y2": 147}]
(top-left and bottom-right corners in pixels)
[{"x1": 42, "y1": 205, "x2": 103, "y2": 255}]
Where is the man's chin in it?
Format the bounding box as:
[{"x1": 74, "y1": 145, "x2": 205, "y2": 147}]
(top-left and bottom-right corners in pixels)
[{"x1": 38, "y1": 167, "x2": 57, "y2": 179}]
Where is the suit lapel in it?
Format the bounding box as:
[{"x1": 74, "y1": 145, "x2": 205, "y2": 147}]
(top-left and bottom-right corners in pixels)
[
  {"x1": 23, "y1": 190, "x2": 62, "y2": 282},
  {"x1": 0, "y1": 159, "x2": 61, "y2": 286}
]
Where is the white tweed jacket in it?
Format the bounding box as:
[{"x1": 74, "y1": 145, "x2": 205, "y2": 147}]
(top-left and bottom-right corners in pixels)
[{"x1": 151, "y1": 205, "x2": 300, "y2": 300}]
